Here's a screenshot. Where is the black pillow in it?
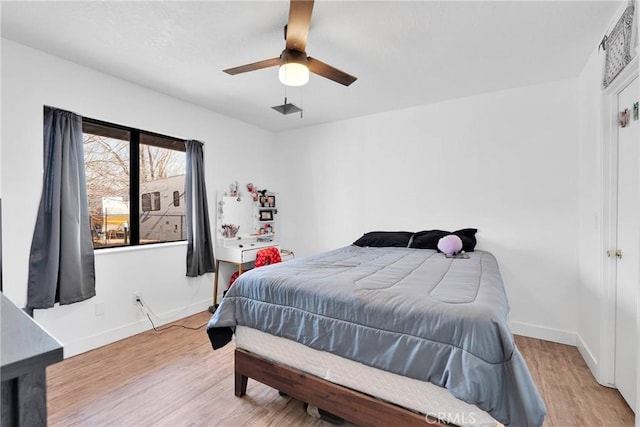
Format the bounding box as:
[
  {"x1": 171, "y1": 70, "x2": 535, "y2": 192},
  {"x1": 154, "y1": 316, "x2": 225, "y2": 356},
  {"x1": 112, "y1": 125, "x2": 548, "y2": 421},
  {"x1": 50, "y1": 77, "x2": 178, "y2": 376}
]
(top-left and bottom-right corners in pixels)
[
  {"x1": 353, "y1": 231, "x2": 414, "y2": 248},
  {"x1": 410, "y1": 230, "x2": 449, "y2": 250},
  {"x1": 411, "y1": 228, "x2": 478, "y2": 252},
  {"x1": 452, "y1": 228, "x2": 478, "y2": 252}
]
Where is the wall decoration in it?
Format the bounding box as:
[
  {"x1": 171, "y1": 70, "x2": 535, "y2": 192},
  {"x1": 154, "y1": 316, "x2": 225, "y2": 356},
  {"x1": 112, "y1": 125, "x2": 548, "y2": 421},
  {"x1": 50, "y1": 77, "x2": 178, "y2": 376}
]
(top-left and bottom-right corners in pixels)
[
  {"x1": 228, "y1": 181, "x2": 239, "y2": 197},
  {"x1": 259, "y1": 194, "x2": 276, "y2": 208},
  {"x1": 602, "y1": 5, "x2": 635, "y2": 89},
  {"x1": 246, "y1": 183, "x2": 262, "y2": 201},
  {"x1": 259, "y1": 210, "x2": 274, "y2": 221}
]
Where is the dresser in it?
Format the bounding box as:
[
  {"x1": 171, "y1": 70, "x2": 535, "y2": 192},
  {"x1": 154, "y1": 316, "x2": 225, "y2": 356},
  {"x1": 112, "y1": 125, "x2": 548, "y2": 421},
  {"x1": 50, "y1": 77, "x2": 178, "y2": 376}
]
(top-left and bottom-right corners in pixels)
[{"x1": 1, "y1": 294, "x2": 63, "y2": 426}]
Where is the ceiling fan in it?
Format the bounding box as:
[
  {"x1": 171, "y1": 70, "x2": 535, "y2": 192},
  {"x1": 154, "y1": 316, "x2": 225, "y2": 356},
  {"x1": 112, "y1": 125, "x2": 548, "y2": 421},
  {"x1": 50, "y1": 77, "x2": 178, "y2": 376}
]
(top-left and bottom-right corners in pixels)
[{"x1": 223, "y1": 0, "x2": 357, "y2": 87}]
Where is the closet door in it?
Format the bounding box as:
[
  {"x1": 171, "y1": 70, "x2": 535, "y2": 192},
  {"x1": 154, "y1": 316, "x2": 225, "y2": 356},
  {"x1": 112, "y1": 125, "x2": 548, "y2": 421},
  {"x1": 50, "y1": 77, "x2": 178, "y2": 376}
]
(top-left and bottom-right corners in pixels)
[{"x1": 614, "y1": 75, "x2": 638, "y2": 412}]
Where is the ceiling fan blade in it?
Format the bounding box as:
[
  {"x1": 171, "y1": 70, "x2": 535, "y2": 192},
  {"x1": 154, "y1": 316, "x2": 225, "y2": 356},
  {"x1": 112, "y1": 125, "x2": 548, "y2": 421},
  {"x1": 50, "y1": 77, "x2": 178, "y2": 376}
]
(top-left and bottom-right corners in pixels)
[
  {"x1": 307, "y1": 57, "x2": 357, "y2": 86},
  {"x1": 223, "y1": 57, "x2": 281, "y2": 75},
  {"x1": 286, "y1": 0, "x2": 314, "y2": 52}
]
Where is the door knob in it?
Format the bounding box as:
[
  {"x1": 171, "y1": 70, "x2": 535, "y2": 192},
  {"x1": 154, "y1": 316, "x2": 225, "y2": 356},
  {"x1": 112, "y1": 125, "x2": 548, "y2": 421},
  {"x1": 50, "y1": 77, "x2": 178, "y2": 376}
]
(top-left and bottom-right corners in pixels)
[{"x1": 607, "y1": 249, "x2": 623, "y2": 258}]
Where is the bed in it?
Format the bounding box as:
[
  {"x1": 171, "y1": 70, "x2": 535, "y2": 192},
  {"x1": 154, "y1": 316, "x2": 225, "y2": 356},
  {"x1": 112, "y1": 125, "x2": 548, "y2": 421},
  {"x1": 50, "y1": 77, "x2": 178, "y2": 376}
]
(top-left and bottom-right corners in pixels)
[{"x1": 207, "y1": 243, "x2": 546, "y2": 426}]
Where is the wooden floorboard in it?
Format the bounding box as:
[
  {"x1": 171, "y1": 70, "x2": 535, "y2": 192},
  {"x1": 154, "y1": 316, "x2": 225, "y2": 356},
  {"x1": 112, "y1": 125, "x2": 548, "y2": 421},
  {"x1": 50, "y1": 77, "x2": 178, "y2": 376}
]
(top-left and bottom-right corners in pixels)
[
  {"x1": 47, "y1": 311, "x2": 634, "y2": 426},
  {"x1": 514, "y1": 335, "x2": 634, "y2": 427}
]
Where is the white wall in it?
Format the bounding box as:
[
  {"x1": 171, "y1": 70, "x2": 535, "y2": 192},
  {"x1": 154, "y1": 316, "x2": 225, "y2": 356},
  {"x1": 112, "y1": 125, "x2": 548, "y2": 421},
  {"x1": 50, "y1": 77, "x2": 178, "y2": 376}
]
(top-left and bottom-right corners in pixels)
[
  {"x1": 274, "y1": 79, "x2": 580, "y2": 342},
  {"x1": 0, "y1": 39, "x2": 276, "y2": 356}
]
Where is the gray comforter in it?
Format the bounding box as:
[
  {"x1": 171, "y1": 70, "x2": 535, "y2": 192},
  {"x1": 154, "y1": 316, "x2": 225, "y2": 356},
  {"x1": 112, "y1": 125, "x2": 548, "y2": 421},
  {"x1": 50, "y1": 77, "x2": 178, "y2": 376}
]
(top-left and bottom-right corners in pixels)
[{"x1": 207, "y1": 246, "x2": 546, "y2": 426}]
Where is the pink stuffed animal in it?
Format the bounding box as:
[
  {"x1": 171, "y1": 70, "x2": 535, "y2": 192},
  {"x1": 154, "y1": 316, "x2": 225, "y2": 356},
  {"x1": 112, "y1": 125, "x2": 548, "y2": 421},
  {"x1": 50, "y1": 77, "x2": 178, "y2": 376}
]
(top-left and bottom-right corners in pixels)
[{"x1": 437, "y1": 234, "x2": 463, "y2": 255}]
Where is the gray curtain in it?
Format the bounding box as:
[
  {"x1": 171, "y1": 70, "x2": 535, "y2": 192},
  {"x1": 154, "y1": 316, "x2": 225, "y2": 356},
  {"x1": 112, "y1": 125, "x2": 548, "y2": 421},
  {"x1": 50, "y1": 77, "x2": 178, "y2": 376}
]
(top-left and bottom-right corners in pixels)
[
  {"x1": 185, "y1": 140, "x2": 216, "y2": 276},
  {"x1": 27, "y1": 107, "x2": 95, "y2": 309}
]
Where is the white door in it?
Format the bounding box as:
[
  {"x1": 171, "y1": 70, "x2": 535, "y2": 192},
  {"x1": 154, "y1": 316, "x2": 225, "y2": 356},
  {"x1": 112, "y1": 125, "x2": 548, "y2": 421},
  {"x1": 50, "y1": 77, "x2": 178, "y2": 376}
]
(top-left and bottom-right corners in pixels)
[{"x1": 615, "y1": 75, "x2": 639, "y2": 412}]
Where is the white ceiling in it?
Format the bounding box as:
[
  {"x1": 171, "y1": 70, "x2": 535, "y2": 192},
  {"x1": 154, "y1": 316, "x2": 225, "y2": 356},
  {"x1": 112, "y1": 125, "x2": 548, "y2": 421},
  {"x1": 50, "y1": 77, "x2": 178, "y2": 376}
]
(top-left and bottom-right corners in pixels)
[{"x1": 1, "y1": 1, "x2": 619, "y2": 133}]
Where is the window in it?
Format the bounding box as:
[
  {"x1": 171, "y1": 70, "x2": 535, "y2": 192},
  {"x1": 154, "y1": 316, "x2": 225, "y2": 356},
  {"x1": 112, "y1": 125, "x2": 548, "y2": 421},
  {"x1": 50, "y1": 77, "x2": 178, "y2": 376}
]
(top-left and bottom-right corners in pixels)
[
  {"x1": 83, "y1": 119, "x2": 186, "y2": 248},
  {"x1": 141, "y1": 192, "x2": 161, "y2": 212}
]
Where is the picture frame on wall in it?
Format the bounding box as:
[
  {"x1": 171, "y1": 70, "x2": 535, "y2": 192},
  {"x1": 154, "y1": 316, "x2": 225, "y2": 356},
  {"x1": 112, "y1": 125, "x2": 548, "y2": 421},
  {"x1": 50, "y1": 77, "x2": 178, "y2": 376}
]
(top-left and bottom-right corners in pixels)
[
  {"x1": 259, "y1": 210, "x2": 273, "y2": 221},
  {"x1": 602, "y1": 5, "x2": 635, "y2": 89},
  {"x1": 260, "y1": 195, "x2": 276, "y2": 208}
]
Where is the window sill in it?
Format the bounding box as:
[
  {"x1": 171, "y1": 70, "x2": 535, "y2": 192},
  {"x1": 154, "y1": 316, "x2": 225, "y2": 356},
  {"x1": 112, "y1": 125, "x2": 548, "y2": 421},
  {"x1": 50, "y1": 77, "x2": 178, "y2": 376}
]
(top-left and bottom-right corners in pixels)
[{"x1": 94, "y1": 240, "x2": 187, "y2": 256}]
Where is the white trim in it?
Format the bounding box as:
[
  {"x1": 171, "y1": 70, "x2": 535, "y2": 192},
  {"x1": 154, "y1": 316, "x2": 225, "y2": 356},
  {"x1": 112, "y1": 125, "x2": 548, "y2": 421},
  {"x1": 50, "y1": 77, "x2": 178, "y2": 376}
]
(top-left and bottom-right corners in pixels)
[
  {"x1": 576, "y1": 334, "x2": 607, "y2": 387},
  {"x1": 60, "y1": 298, "x2": 211, "y2": 357},
  {"x1": 510, "y1": 321, "x2": 576, "y2": 346},
  {"x1": 636, "y1": 22, "x2": 640, "y2": 420},
  {"x1": 599, "y1": 56, "x2": 639, "y2": 387},
  {"x1": 94, "y1": 240, "x2": 188, "y2": 256}
]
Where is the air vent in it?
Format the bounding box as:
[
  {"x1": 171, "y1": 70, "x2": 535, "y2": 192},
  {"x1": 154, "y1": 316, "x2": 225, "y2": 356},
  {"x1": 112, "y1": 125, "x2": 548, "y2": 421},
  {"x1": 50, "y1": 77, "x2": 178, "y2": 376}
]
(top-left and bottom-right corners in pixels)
[{"x1": 271, "y1": 102, "x2": 303, "y2": 115}]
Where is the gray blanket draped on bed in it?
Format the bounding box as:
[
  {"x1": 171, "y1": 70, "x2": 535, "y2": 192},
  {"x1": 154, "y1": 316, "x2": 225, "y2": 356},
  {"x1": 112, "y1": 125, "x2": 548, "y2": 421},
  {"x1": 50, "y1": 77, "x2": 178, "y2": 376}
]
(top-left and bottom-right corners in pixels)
[{"x1": 207, "y1": 246, "x2": 546, "y2": 426}]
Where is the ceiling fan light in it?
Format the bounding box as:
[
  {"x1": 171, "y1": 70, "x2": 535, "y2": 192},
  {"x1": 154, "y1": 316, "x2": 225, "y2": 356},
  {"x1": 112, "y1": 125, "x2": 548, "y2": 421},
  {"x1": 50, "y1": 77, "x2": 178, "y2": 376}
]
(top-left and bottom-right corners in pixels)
[{"x1": 279, "y1": 62, "x2": 309, "y2": 86}]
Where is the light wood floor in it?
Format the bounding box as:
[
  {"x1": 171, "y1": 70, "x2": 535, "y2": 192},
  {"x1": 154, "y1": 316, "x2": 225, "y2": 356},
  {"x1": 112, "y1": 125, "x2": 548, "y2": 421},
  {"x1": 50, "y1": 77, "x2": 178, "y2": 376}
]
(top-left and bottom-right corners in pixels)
[{"x1": 47, "y1": 311, "x2": 635, "y2": 427}]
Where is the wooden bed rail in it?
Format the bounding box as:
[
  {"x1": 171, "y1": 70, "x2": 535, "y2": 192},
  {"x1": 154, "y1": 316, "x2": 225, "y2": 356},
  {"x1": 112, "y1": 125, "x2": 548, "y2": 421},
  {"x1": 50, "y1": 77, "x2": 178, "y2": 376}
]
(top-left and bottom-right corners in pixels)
[{"x1": 234, "y1": 348, "x2": 448, "y2": 427}]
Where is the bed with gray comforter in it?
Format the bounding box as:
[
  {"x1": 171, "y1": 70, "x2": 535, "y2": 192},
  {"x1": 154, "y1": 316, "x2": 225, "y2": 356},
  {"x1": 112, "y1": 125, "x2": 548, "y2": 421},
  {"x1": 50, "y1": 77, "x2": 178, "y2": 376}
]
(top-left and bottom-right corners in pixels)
[{"x1": 207, "y1": 245, "x2": 546, "y2": 426}]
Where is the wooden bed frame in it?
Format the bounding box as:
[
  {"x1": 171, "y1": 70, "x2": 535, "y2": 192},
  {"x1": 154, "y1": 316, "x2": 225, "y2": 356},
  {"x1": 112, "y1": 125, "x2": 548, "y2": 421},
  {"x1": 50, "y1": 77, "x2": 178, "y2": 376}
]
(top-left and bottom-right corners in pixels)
[{"x1": 234, "y1": 348, "x2": 448, "y2": 427}]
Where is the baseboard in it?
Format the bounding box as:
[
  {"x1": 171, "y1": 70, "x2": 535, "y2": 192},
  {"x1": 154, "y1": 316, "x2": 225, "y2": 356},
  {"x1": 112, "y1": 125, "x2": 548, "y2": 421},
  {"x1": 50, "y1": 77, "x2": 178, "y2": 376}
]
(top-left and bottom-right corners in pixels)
[
  {"x1": 576, "y1": 334, "x2": 599, "y2": 382},
  {"x1": 62, "y1": 299, "x2": 211, "y2": 357},
  {"x1": 510, "y1": 321, "x2": 576, "y2": 346}
]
